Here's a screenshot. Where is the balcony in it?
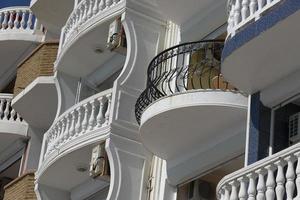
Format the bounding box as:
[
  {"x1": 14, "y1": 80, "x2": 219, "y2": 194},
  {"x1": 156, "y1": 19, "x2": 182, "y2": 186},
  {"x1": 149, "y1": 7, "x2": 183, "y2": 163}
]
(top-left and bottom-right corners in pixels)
[
  {"x1": 0, "y1": 6, "x2": 45, "y2": 89},
  {"x1": 217, "y1": 142, "x2": 300, "y2": 200},
  {"x1": 36, "y1": 89, "x2": 112, "y2": 198},
  {"x1": 135, "y1": 40, "x2": 248, "y2": 184},
  {"x1": 55, "y1": 0, "x2": 126, "y2": 78},
  {"x1": 12, "y1": 42, "x2": 59, "y2": 129},
  {"x1": 222, "y1": 0, "x2": 300, "y2": 96},
  {"x1": 0, "y1": 94, "x2": 28, "y2": 156}
]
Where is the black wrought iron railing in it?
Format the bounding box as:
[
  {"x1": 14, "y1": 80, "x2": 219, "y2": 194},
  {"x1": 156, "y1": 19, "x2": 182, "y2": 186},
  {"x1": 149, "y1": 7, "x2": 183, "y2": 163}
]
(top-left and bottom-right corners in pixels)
[{"x1": 135, "y1": 40, "x2": 238, "y2": 124}]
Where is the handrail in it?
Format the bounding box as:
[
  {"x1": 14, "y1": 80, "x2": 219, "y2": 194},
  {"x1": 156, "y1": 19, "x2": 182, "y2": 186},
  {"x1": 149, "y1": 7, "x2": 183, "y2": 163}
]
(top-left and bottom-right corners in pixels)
[
  {"x1": 40, "y1": 89, "x2": 113, "y2": 163},
  {"x1": 0, "y1": 6, "x2": 44, "y2": 33},
  {"x1": 135, "y1": 40, "x2": 239, "y2": 124},
  {"x1": 217, "y1": 142, "x2": 300, "y2": 199},
  {"x1": 0, "y1": 93, "x2": 24, "y2": 122},
  {"x1": 58, "y1": 0, "x2": 124, "y2": 54},
  {"x1": 227, "y1": 0, "x2": 282, "y2": 38}
]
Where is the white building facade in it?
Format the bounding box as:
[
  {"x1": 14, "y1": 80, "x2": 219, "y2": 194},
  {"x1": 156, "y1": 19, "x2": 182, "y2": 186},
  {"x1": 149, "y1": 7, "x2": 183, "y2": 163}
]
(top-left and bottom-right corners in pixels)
[{"x1": 0, "y1": 0, "x2": 299, "y2": 199}]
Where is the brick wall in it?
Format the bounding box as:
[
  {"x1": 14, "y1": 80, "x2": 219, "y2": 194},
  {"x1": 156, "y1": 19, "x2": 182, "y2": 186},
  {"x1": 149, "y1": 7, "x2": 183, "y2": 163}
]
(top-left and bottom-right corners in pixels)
[
  {"x1": 3, "y1": 172, "x2": 37, "y2": 200},
  {"x1": 14, "y1": 42, "x2": 59, "y2": 96}
]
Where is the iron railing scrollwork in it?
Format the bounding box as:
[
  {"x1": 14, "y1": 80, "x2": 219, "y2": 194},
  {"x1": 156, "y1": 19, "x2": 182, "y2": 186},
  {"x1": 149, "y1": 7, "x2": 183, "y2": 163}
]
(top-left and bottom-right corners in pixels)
[{"x1": 135, "y1": 40, "x2": 238, "y2": 124}]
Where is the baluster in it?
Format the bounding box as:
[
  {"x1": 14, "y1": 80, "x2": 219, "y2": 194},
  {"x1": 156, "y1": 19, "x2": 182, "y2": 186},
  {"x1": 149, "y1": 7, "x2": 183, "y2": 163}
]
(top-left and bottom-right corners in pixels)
[
  {"x1": 234, "y1": 0, "x2": 241, "y2": 26},
  {"x1": 88, "y1": 0, "x2": 94, "y2": 18},
  {"x1": 81, "y1": 104, "x2": 89, "y2": 134},
  {"x1": 88, "y1": 100, "x2": 96, "y2": 130},
  {"x1": 266, "y1": 0, "x2": 272, "y2": 5},
  {"x1": 10, "y1": 109, "x2": 16, "y2": 121},
  {"x1": 238, "y1": 177, "x2": 248, "y2": 200},
  {"x1": 4, "y1": 99, "x2": 11, "y2": 120},
  {"x1": 0, "y1": 99, "x2": 4, "y2": 119},
  {"x1": 229, "y1": 181, "x2": 238, "y2": 200},
  {"x1": 105, "y1": 0, "x2": 113, "y2": 8},
  {"x1": 83, "y1": 1, "x2": 88, "y2": 22},
  {"x1": 224, "y1": 185, "x2": 230, "y2": 200},
  {"x1": 257, "y1": 0, "x2": 266, "y2": 11},
  {"x1": 295, "y1": 152, "x2": 300, "y2": 199},
  {"x1": 64, "y1": 114, "x2": 70, "y2": 142},
  {"x1": 75, "y1": 107, "x2": 82, "y2": 136},
  {"x1": 20, "y1": 10, "x2": 26, "y2": 29},
  {"x1": 60, "y1": 118, "x2": 66, "y2": 144},
  {"x1": 105, "y1": 94, "x2": 112, "y2": 125},
  {"x1": 220, "y1": 188, "x2": 225, "y2": 200},
  {"x1": 14, "y1": 10, "x2": 20, "y2": 29},
  {"x1": 0, "y1": 13, "x2": 3, "y2": 29},
  {"x1": 52, "y1": 125, "x2": 58, "y2": 150},
  {"x1": 241, "y1": 0, "x2": 249, "y2": 20},
  {"x1": 27, "y1": 11, "x2": 33, "y2": 30},
  {"x1": 285, "y1": 155, "x2": 296, "y2": 200},
  {"x1": 247, "y1": 173, "x2": 257, "y2": 200},
  {"x1": 228, "y1": 4, "x2": 235, "y2": 37},
  {"x1": 96, "y1": 97, "x2": 105, "y2": 127},
  {"x1": 256, "y1": 168, "x2": 266, "y2": 200},
  {"x1": 249, "y1": 0, "x2": 257, "y2": 15},
  {"x1": 2, "y1": 11, "x2": 9, "y2": 29},
  {"x1": 7, "y1": 11, "x2": 14, "y2": 29},
  {"x1": 275, "y1": 160, "x2": 286, "y2": 200},
  {"x1": 265, "y1": 165, "x2": 275, "y2": 200},
  {"x1": 16, "y1": 113, "x2": 21, "y2": 122},
  {"x1": 69, "y1": 111, "x2": 76, "y2": 138},
  {"x1": 99, "y1": 0, "x2": 105, "y2": 10},
  {"x1": 56, "y1": 121, "x2": 62, "y2": 147},
  {"x1": 93, "y1": 0, "x2": 99, "y2": 14}
]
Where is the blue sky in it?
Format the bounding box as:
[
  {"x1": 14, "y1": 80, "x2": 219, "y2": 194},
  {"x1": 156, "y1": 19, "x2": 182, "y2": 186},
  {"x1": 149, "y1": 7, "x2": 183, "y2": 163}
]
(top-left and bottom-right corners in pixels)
[{"x1": 0, "y1": 0, "x2": 30, "y2": 9}]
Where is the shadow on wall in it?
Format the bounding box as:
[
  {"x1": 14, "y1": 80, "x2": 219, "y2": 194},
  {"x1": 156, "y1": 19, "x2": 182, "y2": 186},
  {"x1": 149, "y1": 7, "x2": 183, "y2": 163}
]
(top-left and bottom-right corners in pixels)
[{"x1": 0, "y1": 0, "x2": 31, "y2": 9}]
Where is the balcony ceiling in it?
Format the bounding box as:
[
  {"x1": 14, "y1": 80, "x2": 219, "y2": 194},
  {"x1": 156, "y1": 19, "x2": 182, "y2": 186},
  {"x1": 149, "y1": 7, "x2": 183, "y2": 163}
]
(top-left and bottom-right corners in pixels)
[
  {"x1": 56, "y1": 19, "x2": 125, "y2": 78},
  {"x1": 12, "y1": 77, "x2": 58, "y2": 129},
  {"x1": 30, "y1": 0, "x2": 73, "y2": 35},
  {"x1": 222, "y1": 6, "x2": 300, "y2": 95},
  {"x1": 139, "y1": 90, "x2": 248, "y2": 184},
  {"x1": 38, "y1": 144, "x2": 109, "y2": 193},
  {"x1": 0, "y1": 41, "x2": 38, "y2": 90},
  {"x1": 156, "y1": 0, "x2": 226, "y2": 25}
]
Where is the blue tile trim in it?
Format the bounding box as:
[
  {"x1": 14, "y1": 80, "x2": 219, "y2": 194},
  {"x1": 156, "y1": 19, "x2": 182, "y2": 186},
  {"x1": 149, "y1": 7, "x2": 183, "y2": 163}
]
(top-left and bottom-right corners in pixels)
[{"x1": 222, "y1": 0, "x2": 300, "y2": 62}]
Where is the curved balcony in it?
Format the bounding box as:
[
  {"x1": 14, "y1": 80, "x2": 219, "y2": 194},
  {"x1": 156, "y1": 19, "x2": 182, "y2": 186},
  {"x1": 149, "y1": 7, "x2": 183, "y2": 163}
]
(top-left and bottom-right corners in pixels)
[
  {"x1": 0, "y1": 6, "x2": 45, "y2": 89},
  {"x1": 222, "y1": 0, "x2": 300, "y2": 96},
  {"x1": 55, "y1": 0, "x2": 126, "y2": 77},
  {"x1": 135, "y1": 40, "x2": 248, "y2": 184},
  {"x1": 37, "y1": 89, "x2": 112, "y2": 178},
  {"x1": 0, "y1": 6, "x2": 44, "y2": 42},
  {"x1": 217, "y1": 143, "x2": 300, "y2": 200},
  {"x1": 0, "y1": 94, "x2": 28, "y2": 155}
]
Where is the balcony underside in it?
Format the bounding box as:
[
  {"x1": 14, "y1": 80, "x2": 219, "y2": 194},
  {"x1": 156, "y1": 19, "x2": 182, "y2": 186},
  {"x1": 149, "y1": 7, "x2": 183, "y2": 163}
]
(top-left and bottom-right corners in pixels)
[
  {"x1": 12, "y1": 77, "x2": 58, "y2": 129},
  {"x1": 55, "y1": 5, "x2": 125, "y2": 78},
  {"x1": 0, "y1": 40, "x2": 39, "y2": 90},
  {"x1": 222, "y1": 2, "x2": 300, "y2": 94},
  {"x1": 140, "y1": 90, "x2": 247, "y2": 184},
  {"x1": 0, "y1": 121, "x2": 28, "y2": 155},
  {"x1": 37, "y1": 143, "x2": 109, "y2": 200},
  {"x1": 30, "y1": 0, "x2": 73, "y2": 35}
]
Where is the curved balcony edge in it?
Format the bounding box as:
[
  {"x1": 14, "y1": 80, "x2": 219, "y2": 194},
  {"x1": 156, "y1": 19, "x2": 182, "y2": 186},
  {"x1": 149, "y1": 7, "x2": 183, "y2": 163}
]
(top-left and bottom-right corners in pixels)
[
  {"x1": 216, "y1": 142, "x2": 300, "y2": 199},
  {"x1": 135, "y1": 40, "x2": 244, "y2": 124},
  {"x1": 0, "y1": 6, "x2": 45, "y2": 43},
  {"x1": 55, "y1": 0, "x2": 126, "y2": 66},
  {"x1": 36, "y1": 88, "x2": 113, "y2": 178},
  {"x1": 223, "y1": 0, "x2": 300, "y2": 62}
]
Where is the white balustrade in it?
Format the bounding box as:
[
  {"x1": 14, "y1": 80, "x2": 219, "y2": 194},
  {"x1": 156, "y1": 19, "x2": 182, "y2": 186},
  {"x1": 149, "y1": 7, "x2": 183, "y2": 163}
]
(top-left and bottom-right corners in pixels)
[
  {"x1": 58, "y1": 0, "x2": 124, "y2": 55},
  {"x1": 0, "y1": 7, "x2": 44, "y2": 34},
  {"x1": 41, "y1": 89, "x2": 113, "y2": 162},
  {"x1": 0, "y1": 94, "x2": 24, "y2": 122},
  {"x1": 217, "y1": 142, "x2": 300, "y2": 199},
  {"x1": 227, "y1": 0, "x2": 281, "y2": 37}
]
